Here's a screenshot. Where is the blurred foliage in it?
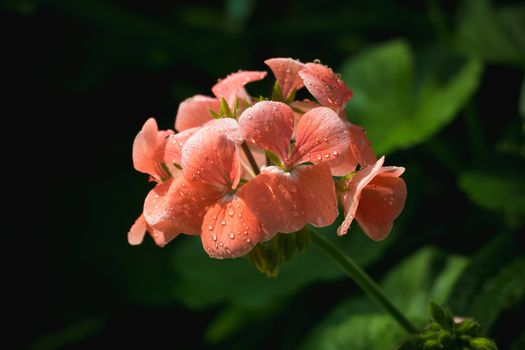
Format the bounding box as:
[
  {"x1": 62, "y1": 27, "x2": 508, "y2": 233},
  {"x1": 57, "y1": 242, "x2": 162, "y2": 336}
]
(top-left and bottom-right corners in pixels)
[
  {"x1": 342, "y1": 40, "x2": 482, "y2": 154},
  {"x1": 4, "y1": 0, "x2": 524, "y2": 349},
  {"x1": 299, "y1": 247, "x2": 467, "y2": 350}
]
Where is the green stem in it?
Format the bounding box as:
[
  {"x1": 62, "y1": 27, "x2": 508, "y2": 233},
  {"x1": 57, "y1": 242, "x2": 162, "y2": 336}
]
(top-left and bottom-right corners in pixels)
[{"x1": 309, "y1": 230, "x2": 418, "y2": 334}]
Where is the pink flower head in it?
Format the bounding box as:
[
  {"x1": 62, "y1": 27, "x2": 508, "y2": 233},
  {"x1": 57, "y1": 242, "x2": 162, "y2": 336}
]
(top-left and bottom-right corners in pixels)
[
  {"x1": 129, "y1": 57, "x2": 408, "y2": 261},
  {"x1": 337, "y1": 156, "x2": 407, "y2": 240},
  {"x1": 264, "y1": 58, "x2": 306, "y2": 100},
  {"x1": 175, "y1": 71, "x2": 267, "y2": 132},
  {"x1": 238, "y1": 101, "x2": 350, "y2": 233},
  {"x1": 299, "y1": 62, "x2": 353, "y2": 115}
]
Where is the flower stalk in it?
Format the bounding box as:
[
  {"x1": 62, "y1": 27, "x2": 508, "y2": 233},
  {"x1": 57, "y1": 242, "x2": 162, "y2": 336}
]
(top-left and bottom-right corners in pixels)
[{"x1": 309, "y1": 229, "x2": 419, "y2": 334}]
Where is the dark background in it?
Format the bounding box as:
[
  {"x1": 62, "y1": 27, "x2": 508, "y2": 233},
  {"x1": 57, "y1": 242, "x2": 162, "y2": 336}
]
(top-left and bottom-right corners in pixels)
[{"x1": 3, "y1": 0, "x2": 525, "y2": 349}]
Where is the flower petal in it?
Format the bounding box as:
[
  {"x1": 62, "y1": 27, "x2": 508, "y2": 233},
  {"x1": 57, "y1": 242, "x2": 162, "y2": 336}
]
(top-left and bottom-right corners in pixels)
[
  {"x1": 295, "y1": 163, "x2": 338, "y2": 228},
  {"x1": 338, "y1": 157, "x2": 385, "y2": 236},
  {"x1": 298, "y1": 63, "x2": 352, "y2": 114},
  {"x1": 128, "y1": 214, "x2": 180, "y2": 247},
  {"x1": 348, "y1": 123, "x2": 376, "y2": 167},
  {"x1": 182, "y1": 122, "x2": 241, "y2": 189},
  {"x1": 212, "y1": 70, "x2": 267, "y2": 107},
  {"x1": 240, "y1": 166, "x2": 303, "y2": 234},
  {"x1": 164, "y1": 127, "x2": 200, "y2": 171},
  {"x1": 128, "y1": 214, "x2": 147, "y2": 245},
  {"x1": 292, "y1": 107, "x2": 350, "y2": 166},
  {"x1": 201, "y1": 195, "x2": 263, "y2": 259},
  {"x1": 238, "y1": 101, "x2": 294, "y2": 161},
  {"x1": 148, "y1": 226, "x2": 179, "y2": 247},
  {"x1": 132, "y1": 118, "x2": 173, "y2": 180},
  {"x1": 143, "y1": 177, "x2": 223, "y2": 236},
  {"x1": 242, "y1": 163, "x2": 337, "y2": 234},
  {"x1": 264, "y1": 58, "x2": 306, "y2": 99},
  {"x1": 355, "y1": 172, "x2": 407, "y2": 240},
  {"x1": 174, "y1": 95, "x2": 219, "y2": 132}
]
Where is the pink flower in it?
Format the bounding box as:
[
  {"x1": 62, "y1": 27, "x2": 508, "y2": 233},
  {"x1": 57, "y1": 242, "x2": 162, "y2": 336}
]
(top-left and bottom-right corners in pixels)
[
  {"x1": 132, "y1": 118, "x2": 174, "y2": 182},
  {"x1": 337, "y1": 156, "x2": 407, "y2": 240},
  {"x1": 175, "y1": 118, "x2": 275, "y2": 258},
  {"x1": 175, "y1": 71, "x2": 267, "y2": 131},
  {"x1": 238, "y1": 101, "x2": 349, "y2": 233},
  {"x1": 128, "y1": 118, "x2": 180, "y2": 246}
]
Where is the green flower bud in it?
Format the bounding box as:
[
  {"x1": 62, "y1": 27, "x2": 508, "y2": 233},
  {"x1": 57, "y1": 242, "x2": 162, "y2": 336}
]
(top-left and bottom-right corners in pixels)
[{"x1": 470, "y1": 337, "x2": 497, "y2": 350}]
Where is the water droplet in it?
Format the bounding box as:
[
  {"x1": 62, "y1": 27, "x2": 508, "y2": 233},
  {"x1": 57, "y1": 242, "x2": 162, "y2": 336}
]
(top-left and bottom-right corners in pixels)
[
  {"x1": 229, "y1": 232, "x2": 235, "y2": 239},
  {"x1": 316, "y1": 154, "x2": 322, "y2": 161},
  {"x1": 243, "y1": 230, "x2": 248, "y2": 235},
  {"x1": 324, "y1": 154, "x2": 330, "y2": 158},
  {"x1": 332, "y1": 150, "x2": 338, "y2": 156},
  {"x1": 246, "y1": 238, "x2": 251, "y2": 243},
  {"x1": 212, "y1": 233, "x2": 217, "y2": 241},
  {"x1": 208, "y1": 225, "x2": 214, "y2": 231},
  {"x1": 221, "y1": 220, "x2": 226, "y2": 225}
]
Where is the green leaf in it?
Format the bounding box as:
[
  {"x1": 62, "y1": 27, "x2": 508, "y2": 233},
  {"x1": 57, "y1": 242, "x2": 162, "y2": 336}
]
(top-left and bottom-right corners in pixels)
[
  {"x1": 342, "y1": 40, "x2": 482, "y2": 154},
  {"x1": 448, "y1": 233, "x2": 520, "y2": 315},
  {"x1": 510, "y1": 329, "x2": 525, "y2": 350},
  {"x1": 430, "y1": 302, "x2": 454, "y2": 330},
  {"x1": 458, "y1": 171, "x2": 525, "y2": 214},
  {"x1": 468, "y1": 256, "x2": 525, "y2": 331},
  {"x1": 455, "y1": 0, "x2": 525, "y2": 65},
  {"x1": 520, "y1": 78, "x2": 525, "y2": 119},
  {"x1": 30, "y1": 317, "x2": 104, "y2": 350},
  {"x1": 299, "y1": 247, "x2": 468, "y2": 350}
]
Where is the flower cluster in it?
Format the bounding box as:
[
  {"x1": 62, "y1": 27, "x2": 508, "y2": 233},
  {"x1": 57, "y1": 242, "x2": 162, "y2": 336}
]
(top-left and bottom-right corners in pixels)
[{"x1": 128, "y1": 58, "x2": 407, "y2": 259}]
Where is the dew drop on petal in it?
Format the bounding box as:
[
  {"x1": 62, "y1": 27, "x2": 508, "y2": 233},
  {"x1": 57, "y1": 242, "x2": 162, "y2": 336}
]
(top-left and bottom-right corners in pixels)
[
  {"x1": 212, "y1": 233, "x2": 217, "y2": 241},
  {"x1": 229, "y1": 232, "x2": 235, "y2": 239},
  {"x1": 221, "y1": 220, "x2": 226, "y2": 225}
]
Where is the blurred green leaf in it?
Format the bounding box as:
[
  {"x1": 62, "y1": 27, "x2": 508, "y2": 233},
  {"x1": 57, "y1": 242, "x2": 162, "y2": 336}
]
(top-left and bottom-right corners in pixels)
[
  {"x1": 455, "y1": 0, "x2": 525, "y2": 65},
  {"x1": 468, "y1": 256, "x2": 525, "y2": 331},
  {"x1": 511, "y1": 330, "x2": 525, "y2": 350},
  {"x1": 171, "y1": 220, "x2": 392, "y2": 309},
  {"x1": 519, "y1": 79, "x2": 525, "y2": 119},
  {"x1": 458, "y1": 171, "x2": 525, "y2": 214},
  {"x1": 342, "y1": 40, "x2": 482, "y2": 154},
  {"x1": 299, "y1": 247, "x2": 467, "y2": 350},
  {"x1": 447, "y1": 233, "x2": 520, "y2": 315},
  {"x1": 31, "y1": 317, "x2": 104, "y2": 350}
]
